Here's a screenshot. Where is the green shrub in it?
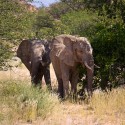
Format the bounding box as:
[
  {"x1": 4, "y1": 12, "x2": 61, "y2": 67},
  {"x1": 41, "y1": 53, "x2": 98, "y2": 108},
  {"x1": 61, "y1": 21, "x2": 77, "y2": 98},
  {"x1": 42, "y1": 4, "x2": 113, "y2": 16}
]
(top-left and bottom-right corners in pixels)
[
  {"x1": 0, "y1": 80, "x2": 60, "y2": 124},
  {"x1": 92, "y1": 18, "x2": 125, "y2": 90}
]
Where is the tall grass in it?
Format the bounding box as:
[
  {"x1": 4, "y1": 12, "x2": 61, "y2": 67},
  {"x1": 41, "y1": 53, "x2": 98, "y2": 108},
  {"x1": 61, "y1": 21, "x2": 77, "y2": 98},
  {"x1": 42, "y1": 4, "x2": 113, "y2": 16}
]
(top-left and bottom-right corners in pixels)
[
  {"x1": 0, "y1": 80, "x2": 125, "y2": 124},
  {"x1": 90, "y1": 88, "x2": 125, "y2": 124},
  {"x1": 0, "y1": 80, "x2": 60, "y2": 124}
]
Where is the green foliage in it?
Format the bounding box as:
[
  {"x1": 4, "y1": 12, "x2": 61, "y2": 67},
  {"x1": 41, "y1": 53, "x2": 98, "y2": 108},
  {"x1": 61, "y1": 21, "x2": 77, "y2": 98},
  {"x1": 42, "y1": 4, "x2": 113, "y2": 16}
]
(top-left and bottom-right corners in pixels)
[
  {"x1": 61, "y1": 10, "x2": 99, "y2": 38},
  {"x1": 61, "y1": 0, "x2": 85, "y2": 10},
  {"x1": 48, "y1": 2, "x2": 72, "y2": 19},
  {"x1": 35, "y1": 9, "x2": 54, "y2": 30},
  {"x1": 34, "y1": 8, "x2": 69, "y2": 38},
  {"x1": 92, "y1": 17, "x2": 125, "y2": 89},
  {"x1": 34, "y1": 8, "x2": 54, "y2": 38},
  {"x1": 52, "y1": 19, "x2": 70, "y2": 35},
  {"x1": 0, "y1": 38, "x2": 14, "y2": 69},
  {"x1": 62, "y1": 0, "x2": 125, "y2": 22},
  {"x1": 0, "y1": 0, "x2": 36, "y2": 68},
  {"x1": 0, "y1": 0, "x2": 36, "y2": 40}
]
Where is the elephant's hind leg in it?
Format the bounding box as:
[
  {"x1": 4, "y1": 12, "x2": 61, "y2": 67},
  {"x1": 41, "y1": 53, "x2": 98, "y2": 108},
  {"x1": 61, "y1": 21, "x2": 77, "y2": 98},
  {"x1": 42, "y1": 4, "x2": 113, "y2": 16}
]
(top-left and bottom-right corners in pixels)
[
  {"x1": 34, "y1": 69, "x2": 43, "y2": 89},
  {"x1": 31, "y1": 64, "x2": 43, "y2": 89}
]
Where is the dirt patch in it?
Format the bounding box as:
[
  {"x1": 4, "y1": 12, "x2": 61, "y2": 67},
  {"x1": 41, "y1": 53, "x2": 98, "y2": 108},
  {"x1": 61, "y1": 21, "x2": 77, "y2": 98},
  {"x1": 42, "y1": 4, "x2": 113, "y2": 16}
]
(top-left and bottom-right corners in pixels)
[
  {"x1": 0, "y1": 64, "x2": 30, "y2": 82},
  {"x1": 0, "y1": 64, "x2": 57, "y2": 86}
]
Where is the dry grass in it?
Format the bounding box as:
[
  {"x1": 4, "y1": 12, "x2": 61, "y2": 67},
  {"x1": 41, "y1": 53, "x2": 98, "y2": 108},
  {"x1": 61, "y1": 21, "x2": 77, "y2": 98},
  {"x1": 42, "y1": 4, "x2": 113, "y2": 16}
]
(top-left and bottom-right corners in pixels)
[
  {"x1": 30, "y1": 87, "x2": 125, "y2": 125},
  {"x1": 89, "y1": 88, "x2": 125, "y2": 124},
  {"x1": 0, "y1": 80, "x2": 61, "y2": 125},
  {"x1": 0, "y1": 65, "x2": 125, "y2": 125},
  {"x1": 0, "y1": 82, "x2": 125, "y2": 125}
]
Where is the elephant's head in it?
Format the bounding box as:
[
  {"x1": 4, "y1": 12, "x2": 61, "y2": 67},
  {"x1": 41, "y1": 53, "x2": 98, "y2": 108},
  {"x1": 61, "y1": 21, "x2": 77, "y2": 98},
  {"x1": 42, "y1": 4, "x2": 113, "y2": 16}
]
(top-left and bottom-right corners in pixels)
[
  {"x1": 73, "y1": 37, "x2": 94, "y2": 72},
  {"x1": 53, "y1": 35, "x2": 94, "y2": 71},
  {"x1": 17, "y1": 39, "x2": 49, "y2": 73},
  {"x1": 31, "y1": 40, "x2": 51, "y2": 66},
  {"x1": 31, "y1": 40, "x2": 45, "y2": 63}
]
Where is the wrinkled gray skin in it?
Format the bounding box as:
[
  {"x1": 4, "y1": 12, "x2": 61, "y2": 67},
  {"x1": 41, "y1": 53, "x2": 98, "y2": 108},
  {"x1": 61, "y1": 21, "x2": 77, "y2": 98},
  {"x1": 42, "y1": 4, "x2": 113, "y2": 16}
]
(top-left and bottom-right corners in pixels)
[
  {"x1": 17, "y1": 39, "x2": 52, "y2": 89},
  {"x1": 50, "y1": 34, "x2": 94, "y2": 98}
]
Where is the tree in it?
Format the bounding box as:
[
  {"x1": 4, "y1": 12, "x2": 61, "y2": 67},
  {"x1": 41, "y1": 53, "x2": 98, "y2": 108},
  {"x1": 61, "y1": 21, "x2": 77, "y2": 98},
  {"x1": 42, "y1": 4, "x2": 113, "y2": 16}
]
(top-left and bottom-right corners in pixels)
[
  {"x1": 34, "y1": 7, "x2": 69, "y2": 38},
  {"x1": 61, "y1": 0, "x2": 125, "y2": 23},
  {"x1": 0, "y1": 0, "x2": 36, "y2": 40},
  {"x1": 48, "y1": 2, "x2": 72, "y2": 19},
  {"x1": 92, "y1": 18, "x2": 125, "y2": 90},
  {"x1": 0, "y1": 0, "x2": 36, "y2": 69}
]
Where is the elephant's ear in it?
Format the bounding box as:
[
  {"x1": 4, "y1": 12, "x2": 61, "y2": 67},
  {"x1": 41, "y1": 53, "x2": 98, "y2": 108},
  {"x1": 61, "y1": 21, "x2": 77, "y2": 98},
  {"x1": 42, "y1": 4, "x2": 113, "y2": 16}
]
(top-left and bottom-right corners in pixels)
[
  {"x1": 17, "y1": 40, "x2": 31, "y2": 59},
  {"x1": 17, "y1": 39, "x2": 31, "y2": 71},
  {"x1": 54, "y1": 36, "x2": 75, "y2": 66}
]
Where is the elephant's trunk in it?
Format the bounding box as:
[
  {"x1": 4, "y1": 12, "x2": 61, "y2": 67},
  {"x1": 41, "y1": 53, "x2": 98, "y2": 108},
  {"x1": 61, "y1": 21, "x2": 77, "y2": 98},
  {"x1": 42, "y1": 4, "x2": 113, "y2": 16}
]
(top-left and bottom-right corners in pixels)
[
  {"x1": 39, "y1": 58, "x2": 45, "y2": 66},
  {"x1": 82, "y1": 60, "x2": 94, "y2": 96},
  {"x1": 86, "y1": 68, "x2": 93, "y2": 96}
]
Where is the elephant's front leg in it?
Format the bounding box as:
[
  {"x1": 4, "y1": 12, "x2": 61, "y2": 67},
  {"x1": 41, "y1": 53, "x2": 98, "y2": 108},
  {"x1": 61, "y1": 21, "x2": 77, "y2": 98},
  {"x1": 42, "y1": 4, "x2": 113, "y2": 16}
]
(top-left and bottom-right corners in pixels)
[
  {"x1": 60, "y1": 62, "x2": 70, "y2": 99},
  {"x1": 35, "y1": 70, "x2": 43, "y2": 88},
  {"x1": 70, "y1": 68, "x2": 79, "y2": 101},
  {"x1": 31, "y1": 62, "x2": 40, "y2": 86},
  {"x1": 43, "y1": 65, "x2": 52, "y2": 91},
  {"x1": 70, "y1": 69, "x2": 79, "y2": 94}
]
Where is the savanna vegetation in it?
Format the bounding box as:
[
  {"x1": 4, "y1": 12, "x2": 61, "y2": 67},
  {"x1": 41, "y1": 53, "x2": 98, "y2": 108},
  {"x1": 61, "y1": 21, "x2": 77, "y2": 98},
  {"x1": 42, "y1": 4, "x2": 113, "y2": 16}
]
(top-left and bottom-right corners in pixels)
[
  {"x1": 0, "y1": 80, "x2": 60, "y2": 124},
  {"x1": 0, "y1": 0, "x2": 125, "y2": 124}
]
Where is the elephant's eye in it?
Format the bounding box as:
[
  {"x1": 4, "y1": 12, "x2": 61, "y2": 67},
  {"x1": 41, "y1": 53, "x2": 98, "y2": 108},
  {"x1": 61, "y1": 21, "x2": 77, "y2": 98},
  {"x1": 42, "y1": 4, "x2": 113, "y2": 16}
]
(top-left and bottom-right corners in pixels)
[{"x1": 79, "y1": 50, "x2": 83, "y2": 53}]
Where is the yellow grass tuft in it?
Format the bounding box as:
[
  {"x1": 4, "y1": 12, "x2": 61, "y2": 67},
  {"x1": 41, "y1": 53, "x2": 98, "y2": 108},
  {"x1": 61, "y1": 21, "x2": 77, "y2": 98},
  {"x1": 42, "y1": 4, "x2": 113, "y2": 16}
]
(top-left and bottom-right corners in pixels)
[
  {"x1": 90, "y1": 88, "x2": 125, "y2": 124},
  {"x1": 0, "y1": 80, "x2": 61, "y2": 125}
]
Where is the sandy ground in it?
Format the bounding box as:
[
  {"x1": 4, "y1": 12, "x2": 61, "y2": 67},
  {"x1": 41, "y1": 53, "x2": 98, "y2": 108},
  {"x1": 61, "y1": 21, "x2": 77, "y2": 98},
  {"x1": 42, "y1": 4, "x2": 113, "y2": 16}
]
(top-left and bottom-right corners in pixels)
[
  {"x1": 0, "y1": 64, "x2": 57, "y2": 86},
  {"x1": 0, "y1": 64, "x2": 30, "y2": 81}
]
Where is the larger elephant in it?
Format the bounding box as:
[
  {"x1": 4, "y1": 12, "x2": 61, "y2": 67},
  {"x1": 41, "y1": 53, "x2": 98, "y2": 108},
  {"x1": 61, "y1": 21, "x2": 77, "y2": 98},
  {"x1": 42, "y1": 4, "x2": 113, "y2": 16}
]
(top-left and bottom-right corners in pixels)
[
  {"x1": 17, "y1": 39, "x2": 52, "y2": 89},
  {"x1": 50, "y1": 34, "x2": 94, "y2": 98}
]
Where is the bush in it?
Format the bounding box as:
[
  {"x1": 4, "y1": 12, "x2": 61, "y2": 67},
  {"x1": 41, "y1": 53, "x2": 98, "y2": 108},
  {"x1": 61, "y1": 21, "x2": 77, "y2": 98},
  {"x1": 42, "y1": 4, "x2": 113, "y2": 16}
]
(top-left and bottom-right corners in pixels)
[
  {"x1": 92, "y1": 18, "x2": 125, "y2": 90},
  {"x1": 61, "y1": 10, "x2": 99, "y2": 38},
  {"x1": 0, "y1": 80, "x2": 60, "y2": 124},
  {"x1": 90, "y1": 88, "x2": 125, "y2": 119}
]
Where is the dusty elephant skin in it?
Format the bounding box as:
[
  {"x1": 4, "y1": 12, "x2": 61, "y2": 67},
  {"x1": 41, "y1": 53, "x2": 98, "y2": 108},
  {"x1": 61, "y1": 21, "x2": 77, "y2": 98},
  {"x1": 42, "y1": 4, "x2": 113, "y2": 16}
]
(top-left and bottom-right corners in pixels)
[
  {"x1": 50, "y1": 34, "x2": 94, "y2": 98},
  {"x1": 17, "y1": 39, "x2": 52, "y2": 89}
]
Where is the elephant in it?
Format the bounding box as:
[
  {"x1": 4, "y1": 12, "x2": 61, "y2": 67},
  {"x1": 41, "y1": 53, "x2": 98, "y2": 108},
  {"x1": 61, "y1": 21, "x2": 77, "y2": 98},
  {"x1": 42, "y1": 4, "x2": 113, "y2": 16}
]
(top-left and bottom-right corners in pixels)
[
  {"x1": 50, "y1": 34, "x2": 94, "y2": 98},
  {"x1": 17, "y1": 39, "x2": 52, "y2": 90}
]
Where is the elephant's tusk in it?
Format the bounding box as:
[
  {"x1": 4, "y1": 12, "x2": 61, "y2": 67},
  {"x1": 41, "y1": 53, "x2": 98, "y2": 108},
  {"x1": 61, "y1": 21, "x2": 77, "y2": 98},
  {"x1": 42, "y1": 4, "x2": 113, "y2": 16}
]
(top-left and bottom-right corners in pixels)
[
  {"x1": 94, "y1": 64, "x2": 100, "y2": 68},
  {"x1": 84, "y1": 62, "x2": 92, "y2": 71}
]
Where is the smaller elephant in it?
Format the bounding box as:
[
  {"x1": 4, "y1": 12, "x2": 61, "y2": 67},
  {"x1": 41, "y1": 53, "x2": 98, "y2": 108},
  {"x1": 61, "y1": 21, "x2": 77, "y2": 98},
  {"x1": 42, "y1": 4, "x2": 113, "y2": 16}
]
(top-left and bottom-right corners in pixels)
[
  {"x1": 50, "y1": 34, "x2": 94, "y2": 98},
  {"x1": 17, "y1": 39, "x2": 52, "y2": 90}
]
